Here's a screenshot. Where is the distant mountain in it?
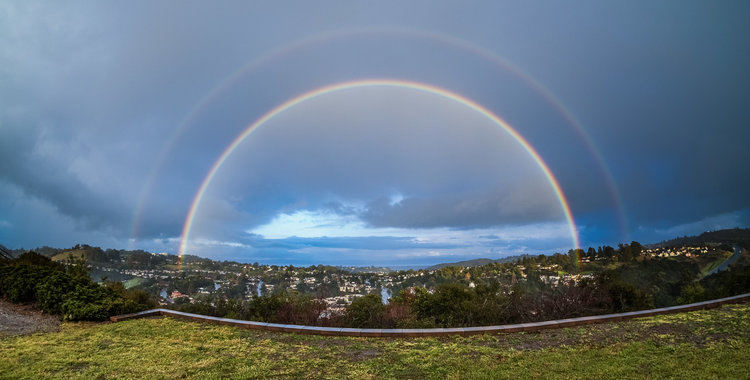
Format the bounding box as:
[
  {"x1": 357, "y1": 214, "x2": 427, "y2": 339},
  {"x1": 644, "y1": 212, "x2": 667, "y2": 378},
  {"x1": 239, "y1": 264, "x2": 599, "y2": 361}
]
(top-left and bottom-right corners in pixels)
[
  {"x1": 426, "y1": 255, "x2": 530, "y2": 270},
  {"x1": 338, "y1": 265, "x2": 394, "y2": 273},
  {"x1": 650, "y1": 227, "x2": 750, "y2": 249}
]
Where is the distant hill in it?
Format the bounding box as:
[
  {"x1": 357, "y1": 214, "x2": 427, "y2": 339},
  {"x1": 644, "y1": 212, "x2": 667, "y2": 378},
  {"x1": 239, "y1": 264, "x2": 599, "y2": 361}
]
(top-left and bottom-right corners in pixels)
[
  {"x1": 651, "y1": 228, "x2": 750, "y2": 249},
  {"x1": 5, "y1": 226, "x2": 747, "y2": 272},
  {"x1": 427, "y1": 255, "x2": 530, "y2": 270},
  {"x1": 338, "y1": 265, "x2": 394, "y2": 273}
]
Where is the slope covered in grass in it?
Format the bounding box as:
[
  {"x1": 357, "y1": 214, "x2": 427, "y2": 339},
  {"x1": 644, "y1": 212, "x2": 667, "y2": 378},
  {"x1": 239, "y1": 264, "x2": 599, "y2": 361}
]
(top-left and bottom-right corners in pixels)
[{"x1": 2, "y1": 303, "x2": 749, "y2": 379}]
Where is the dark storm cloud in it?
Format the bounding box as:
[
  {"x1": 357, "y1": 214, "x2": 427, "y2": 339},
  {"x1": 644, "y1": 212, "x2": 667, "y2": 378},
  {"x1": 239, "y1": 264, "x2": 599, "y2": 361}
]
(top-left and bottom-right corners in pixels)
[
  {"x1": 0, "y1": 113, "x2": 127, "y2": 231},
  {"x1": 1, "y1": 1, "x2": 749, "y2": 262},
  {"x1": 360, "y1": 189, "x2": 562, "y2": 229},
  {"x1": 514, "y1": 1, "x2": 750, "y2": 233}
]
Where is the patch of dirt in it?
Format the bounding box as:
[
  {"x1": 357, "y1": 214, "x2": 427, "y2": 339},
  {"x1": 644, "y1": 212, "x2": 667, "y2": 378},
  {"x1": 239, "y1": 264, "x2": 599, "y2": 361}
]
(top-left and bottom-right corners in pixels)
[
  {"x1": 347, "y1": 348, "x2": 380, "y2": 362},
  {"x1": 0, "y1": 299, "x2": 61, "y2": 337}
]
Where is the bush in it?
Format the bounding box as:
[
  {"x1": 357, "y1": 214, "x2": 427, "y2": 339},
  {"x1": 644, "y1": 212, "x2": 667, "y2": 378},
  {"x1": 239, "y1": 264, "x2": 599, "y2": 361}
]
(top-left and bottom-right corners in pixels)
[
  {"x1": 35, "y1": 272, "x2": 77, "y2": 314},
  {"x1": 0, "y1": 265, "x2": 56, "y2": 303},
  {"x1": 61, "y1": 284, "x2": 141, "y2": 321},
  {"x1": 344, "y1": 294, "x2": 387, "y2": 328},
  {"x1": 0, "y1": 253, "x2": 150, "y2": 321},
  {"x1": 413, "y1": 283, "x2": 481, "y2": 327},
  {"x1": 596, "y1": 270, "x2": 653, "y2": 312},
  {"x1": 105, "y1": 281, "x2": 158, "y2": 309},
  {"x1": 677, "y1": 283, "x2": 705, "y2": 305}
]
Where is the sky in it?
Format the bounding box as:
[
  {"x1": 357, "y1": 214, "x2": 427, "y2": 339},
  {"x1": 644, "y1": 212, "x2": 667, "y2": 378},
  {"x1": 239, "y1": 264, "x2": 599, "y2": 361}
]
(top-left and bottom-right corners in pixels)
[{"x1": 1, "y1": 1, "x2": 749, "y2": 267}]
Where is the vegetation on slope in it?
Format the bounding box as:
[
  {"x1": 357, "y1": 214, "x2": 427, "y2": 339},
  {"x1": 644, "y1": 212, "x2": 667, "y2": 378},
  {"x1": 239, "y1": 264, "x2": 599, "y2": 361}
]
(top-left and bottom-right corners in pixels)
[
  {"x1": 1, "y1": 303, "x2": 749, "y2": 379},
  {"x1": 4, "y1": 229, "x2": 749, "y2": 329},
  {"x1": 169, "y1": 246, "x2": 750, "y2": 329},
  {"x1": 0, "y1": 252, "x2": 153, "y2": 321},
  {"x1": 654, "y1": 227, "x2": 750, "y2": 249}
]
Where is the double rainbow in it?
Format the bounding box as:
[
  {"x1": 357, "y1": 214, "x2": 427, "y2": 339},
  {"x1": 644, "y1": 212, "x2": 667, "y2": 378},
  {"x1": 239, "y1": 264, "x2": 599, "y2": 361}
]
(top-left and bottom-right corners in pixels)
[{"x1": 178, "y1": 79, "x2": 580, "y2": 263}]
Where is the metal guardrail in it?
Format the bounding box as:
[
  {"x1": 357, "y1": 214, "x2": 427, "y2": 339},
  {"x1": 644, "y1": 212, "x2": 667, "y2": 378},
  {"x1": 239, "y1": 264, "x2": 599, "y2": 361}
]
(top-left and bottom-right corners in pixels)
[{"x1": 110, "y1": 292, "x2": 750, "y2": 337}]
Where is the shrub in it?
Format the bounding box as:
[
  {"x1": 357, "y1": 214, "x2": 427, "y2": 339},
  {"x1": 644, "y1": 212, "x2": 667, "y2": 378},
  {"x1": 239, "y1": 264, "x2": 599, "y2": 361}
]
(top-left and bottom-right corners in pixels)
[
  {"x1": 0, "y1": 253, "x2": 152, "y2": 321},
  {"x1": 105, "y1": 281, "x2": 158, "y2": 309},
  {"x1": 677, "y1": 283, "x2": 705, "y2": 305},
  {"x1": 35, "y1": 271, "x2": 77, "y2": 314},
  {"x1": 0, "y1": 265, "x2": 55, "y2": 303},
  {"x1": 413, "y1": 283, "x2": 480, "y2": 327},
  {"x1": 61, "y1": 284, "x2": 141, "y2": 321},
  {"x1": 596, "y1": 270, "x2": 653, "y2": 312},
  {"x1": 344, "y1": 294, "x2": 387, "y2": 328}
]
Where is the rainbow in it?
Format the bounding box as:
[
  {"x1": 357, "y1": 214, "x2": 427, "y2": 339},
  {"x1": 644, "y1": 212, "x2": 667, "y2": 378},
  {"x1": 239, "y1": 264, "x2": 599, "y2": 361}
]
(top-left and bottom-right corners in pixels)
[
  {"x1": 131, "y1": 27, "x2": 627, "y2": 247},
  {"x1": 130, "y1": 27, "x2": 630, "y2": 248},
  {"x1": 178, "y1": 79, "x2": 581, "y2": 264}
]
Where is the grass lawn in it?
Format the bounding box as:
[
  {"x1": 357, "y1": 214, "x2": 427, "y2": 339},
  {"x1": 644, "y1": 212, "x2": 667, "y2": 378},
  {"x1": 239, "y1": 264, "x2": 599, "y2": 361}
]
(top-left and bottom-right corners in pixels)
[{"x1": 2, "y1": 303, "x2": 749, "y2": 379}]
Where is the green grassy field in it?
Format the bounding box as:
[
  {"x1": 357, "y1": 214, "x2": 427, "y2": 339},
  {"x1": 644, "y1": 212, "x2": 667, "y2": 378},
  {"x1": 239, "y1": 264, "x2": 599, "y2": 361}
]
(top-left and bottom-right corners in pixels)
[{"x1": 2, "y1": 303, "x2": 749, "y2": 379}]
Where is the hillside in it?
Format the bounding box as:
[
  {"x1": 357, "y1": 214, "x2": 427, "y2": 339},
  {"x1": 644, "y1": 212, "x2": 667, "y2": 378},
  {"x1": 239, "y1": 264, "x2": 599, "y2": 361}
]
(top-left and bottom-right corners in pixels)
[
  {"x1": 1, "y1": 303, "x2": 748, "y2": 378},
  {"x1": 426, "y1": 255, "x2": 529, "y2": 270},
  {"x1": 653, "y1": 227, "x2": 750, "y2": 249}
]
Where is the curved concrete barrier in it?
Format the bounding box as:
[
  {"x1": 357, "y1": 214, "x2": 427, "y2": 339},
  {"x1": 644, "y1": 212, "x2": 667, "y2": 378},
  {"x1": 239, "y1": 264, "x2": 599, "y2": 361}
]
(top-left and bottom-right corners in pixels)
[{"x1": 110, "y1": 292, "x2": 750, "y2": 337}]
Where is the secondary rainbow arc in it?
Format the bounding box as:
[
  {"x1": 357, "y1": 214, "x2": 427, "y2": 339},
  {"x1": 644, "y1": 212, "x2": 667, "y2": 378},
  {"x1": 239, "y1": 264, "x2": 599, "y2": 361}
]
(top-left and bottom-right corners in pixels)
[
  {"x1": 178, "y1": 79, "x2": 581, "y2": 263},
  {"x1": 132, "y1": 27, "x2": 627, "y2": 248}
]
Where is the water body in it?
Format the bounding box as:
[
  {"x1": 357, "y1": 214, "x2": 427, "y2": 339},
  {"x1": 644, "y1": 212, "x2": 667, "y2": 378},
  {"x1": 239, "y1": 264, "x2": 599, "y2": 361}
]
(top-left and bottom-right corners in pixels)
[
  {"x1": 257, "y1": 279, "x2": 264, "y2": 297},
  {"x1": 214, "y1": 282, "x2": 221, "y2": 291},
  {"x1": 160, "y1": 288, "x2": 167, "y2": 299},
  {"x1": 381, "y1": 287, "x2": 391, "y2": 304}
]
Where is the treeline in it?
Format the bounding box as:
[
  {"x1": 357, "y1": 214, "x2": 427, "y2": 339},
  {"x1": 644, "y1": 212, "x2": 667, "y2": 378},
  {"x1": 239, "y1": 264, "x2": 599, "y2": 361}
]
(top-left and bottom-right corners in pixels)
[
  {"x1": 169, "y1": 270, "x2": 652, "y2": 328},
  {"x1": 168, "y1": 243, "x2": 750, "y2": 328},
  {"x1": 171, "y1": 292, "x2": 331, "y2": 326},
  {"x1": 343, "y1": 273, "x2": 652, "y2": 328},
  {"x1": 0, "y1": 251, "x2": 154, "y2": 321}
]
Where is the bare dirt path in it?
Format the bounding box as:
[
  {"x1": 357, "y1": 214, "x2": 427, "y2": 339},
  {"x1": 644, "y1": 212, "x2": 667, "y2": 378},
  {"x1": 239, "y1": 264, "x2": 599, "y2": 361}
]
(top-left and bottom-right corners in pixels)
[{"x1": 0, "y1": 299, "x2": 60, "y2": 337}]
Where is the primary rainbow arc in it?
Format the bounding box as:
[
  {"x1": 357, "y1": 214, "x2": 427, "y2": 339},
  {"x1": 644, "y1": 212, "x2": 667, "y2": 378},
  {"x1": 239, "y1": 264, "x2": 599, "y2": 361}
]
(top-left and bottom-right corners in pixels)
[{"x1": 178, "y1": 79, "x2": 580, "y2": 263}]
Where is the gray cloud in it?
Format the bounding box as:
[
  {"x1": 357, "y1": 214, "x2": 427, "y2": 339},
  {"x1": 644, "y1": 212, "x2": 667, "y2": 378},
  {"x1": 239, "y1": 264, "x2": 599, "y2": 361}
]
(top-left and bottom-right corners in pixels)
[
  {"x1": 361, "y1": 186, "x2": 563, "y2": 229},
  {"x1": 1, "y1": 1, "x2": 748, "y2": 262}
]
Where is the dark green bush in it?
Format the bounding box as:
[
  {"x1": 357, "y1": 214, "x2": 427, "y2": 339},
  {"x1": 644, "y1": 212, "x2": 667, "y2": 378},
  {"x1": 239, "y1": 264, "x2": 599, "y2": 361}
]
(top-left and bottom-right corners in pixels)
[
  {"x1": 343, "y1": 294, "x2": 386, "y2": 328},
  {"x1": 0, "y1": 252, "x2": 150, "y2": 321},
  {"x1": 0, "y1": 265, "x2": 55, "y2": 303},
  {"x1": 35, "y1": 271, "x2": 77, "y2": 314},
  {"x1": 61, "y1": 284, "x2": 141, "y2": 321},
  {"x1": 105, "y1": 281, "x2": 158, "y2": 309}
]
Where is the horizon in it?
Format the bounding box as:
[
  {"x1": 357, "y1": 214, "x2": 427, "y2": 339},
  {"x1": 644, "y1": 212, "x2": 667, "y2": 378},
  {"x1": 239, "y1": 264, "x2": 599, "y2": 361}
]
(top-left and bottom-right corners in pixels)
[
  {"x1": 1, "y1": 2, "x2": 749, "y2": 267},
  {"x1": 7, "y1": 226, "x2": 746, "y2": 270}
]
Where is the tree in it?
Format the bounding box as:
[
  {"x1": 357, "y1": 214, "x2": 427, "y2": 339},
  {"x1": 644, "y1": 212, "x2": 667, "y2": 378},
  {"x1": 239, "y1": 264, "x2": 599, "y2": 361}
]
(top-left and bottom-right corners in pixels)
[
  {"x1": 677, "y1": 283, "x2": 704, "y2": 304},
  {"x1": 586, "y1": 247, "x2": 597, "y2": 260},
  {"x1": 66, "y1": 254, "x2": 90, "y2": 278},
  {"x1": 630, "y1": 241, "x2": 644, "y2": 258},
  {"x1": 344, "y1": 294, "x2": 386, "y2": 328}
]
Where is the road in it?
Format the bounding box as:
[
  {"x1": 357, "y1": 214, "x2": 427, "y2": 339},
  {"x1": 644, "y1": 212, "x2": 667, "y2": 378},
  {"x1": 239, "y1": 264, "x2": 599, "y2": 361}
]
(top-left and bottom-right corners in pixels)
[{"x1": 706, "y1": 245, "x2": 745, "y2": 277}]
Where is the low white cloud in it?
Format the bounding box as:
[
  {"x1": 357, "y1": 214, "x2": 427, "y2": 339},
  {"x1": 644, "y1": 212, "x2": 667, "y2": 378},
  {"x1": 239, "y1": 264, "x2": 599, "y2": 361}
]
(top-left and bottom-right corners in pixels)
[{"x1": 250, "y1": 208, "x2": 573, "y2": 241}]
